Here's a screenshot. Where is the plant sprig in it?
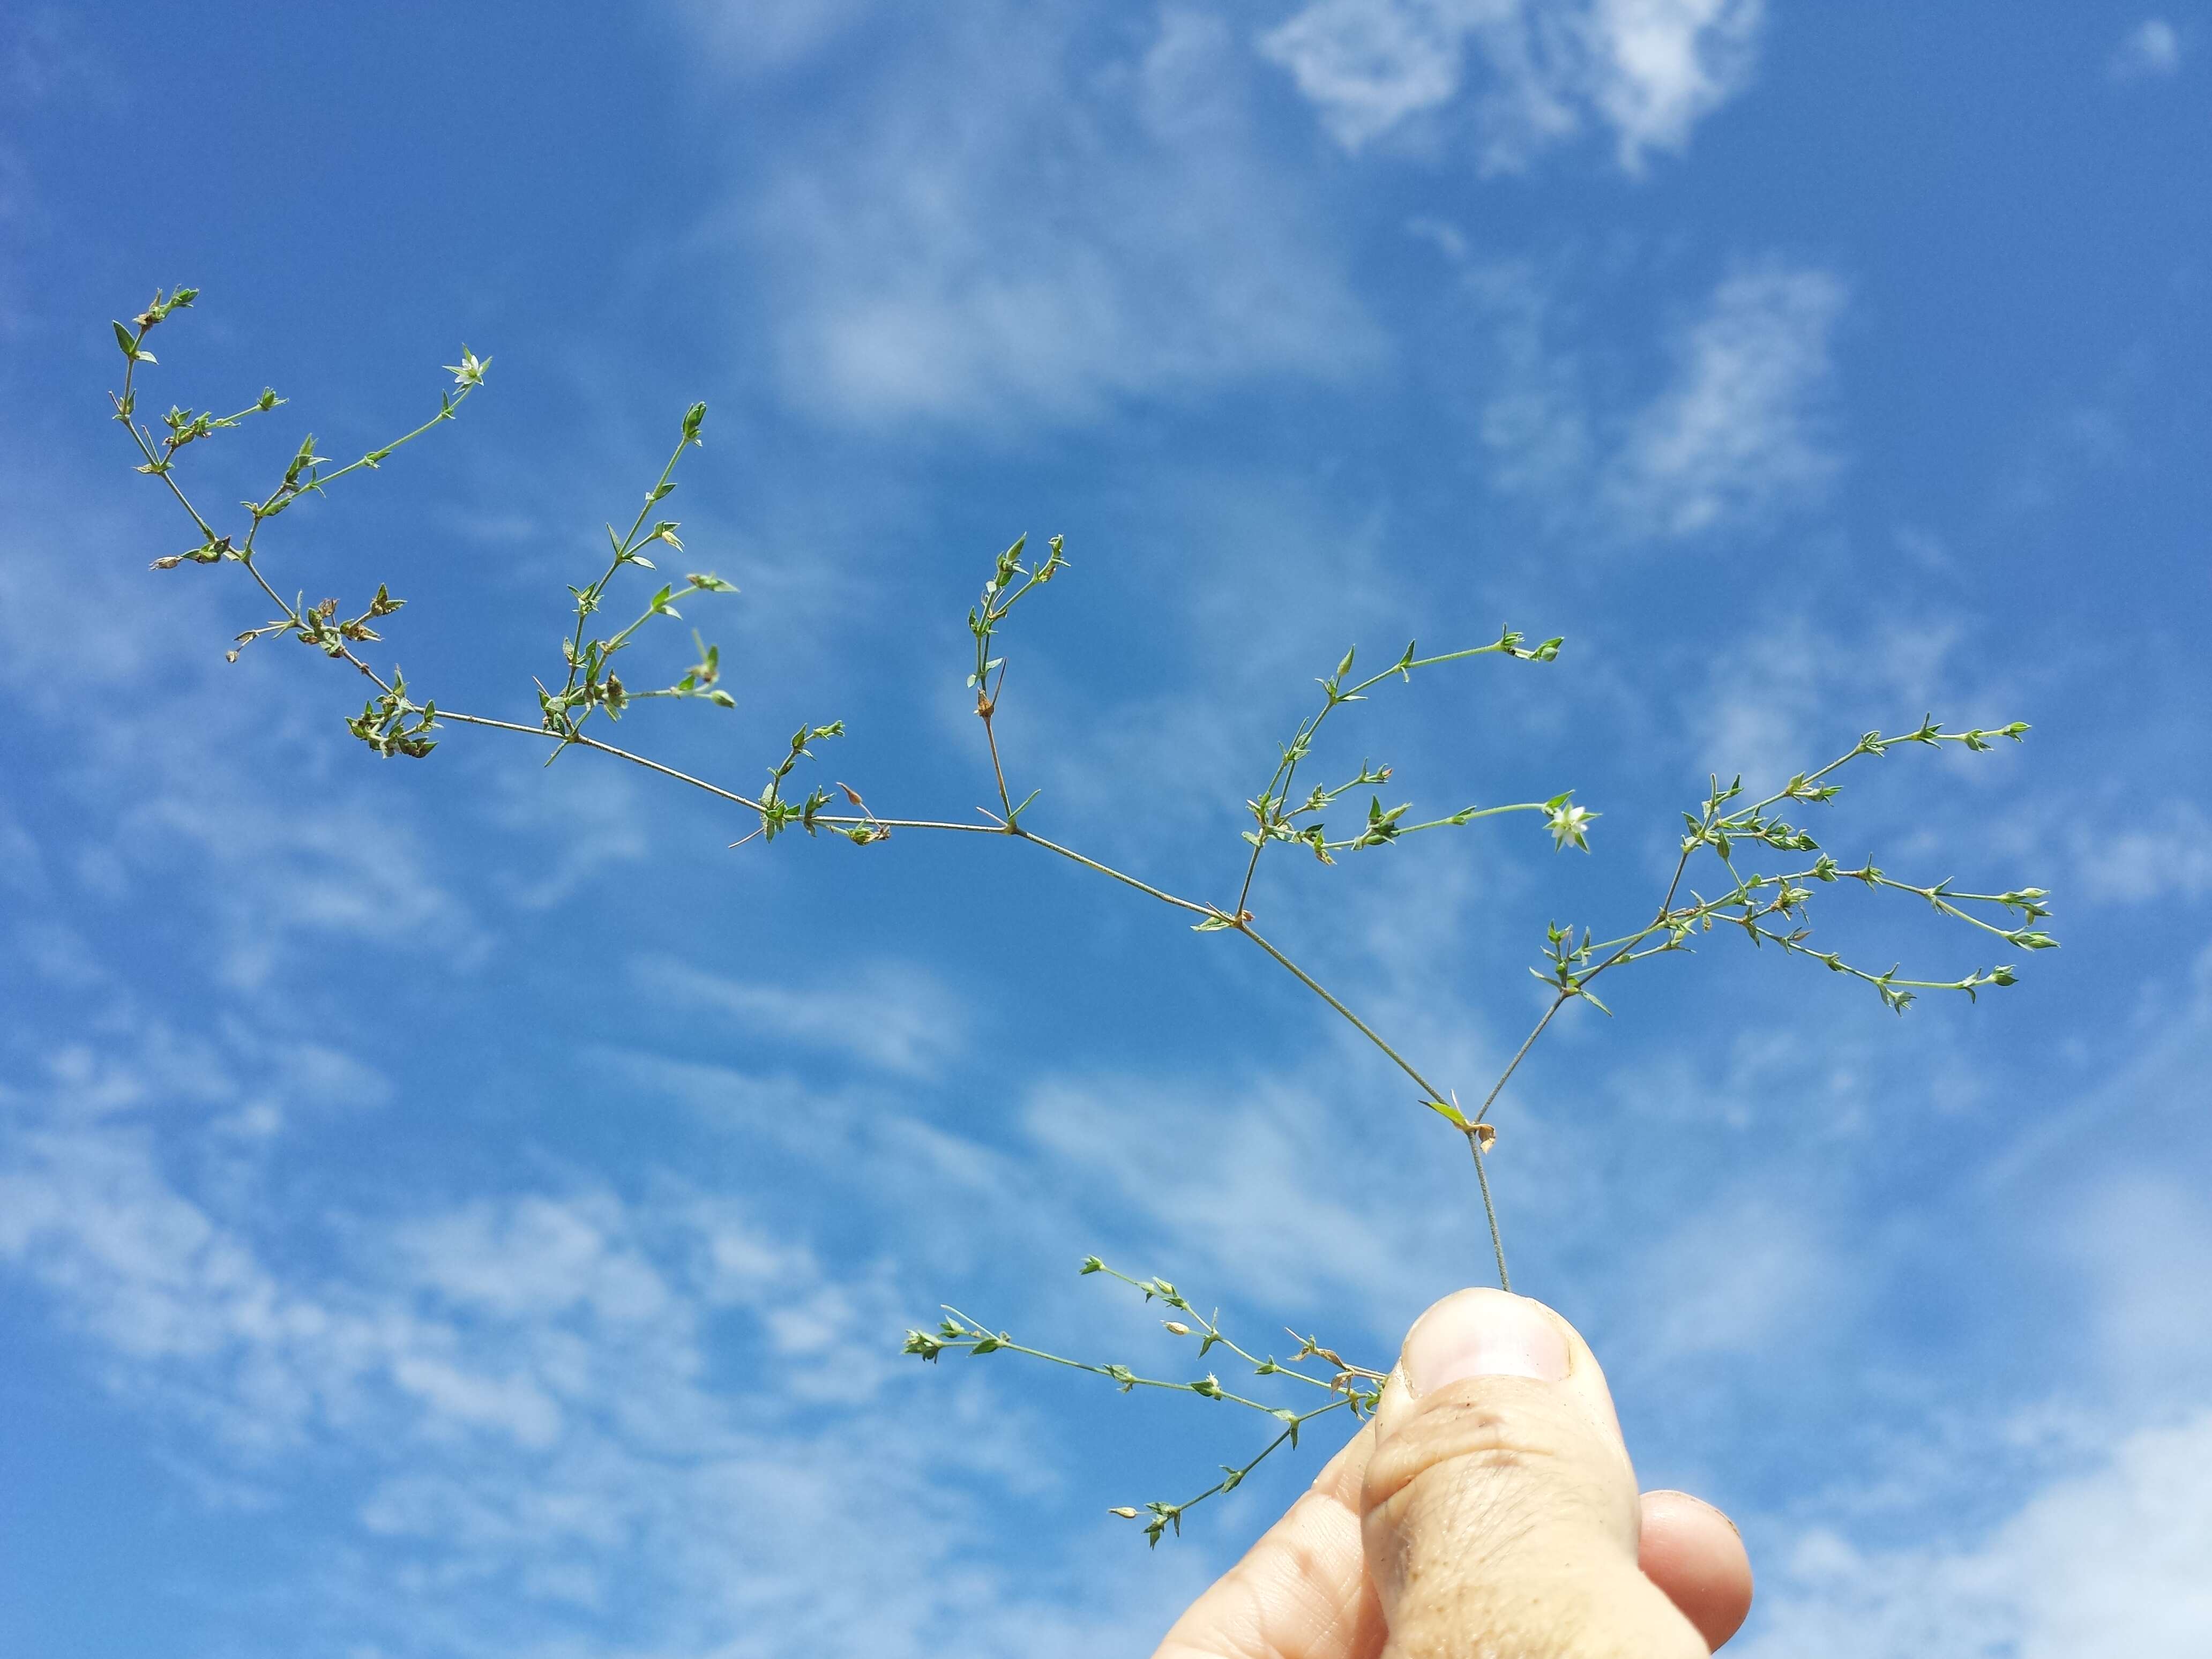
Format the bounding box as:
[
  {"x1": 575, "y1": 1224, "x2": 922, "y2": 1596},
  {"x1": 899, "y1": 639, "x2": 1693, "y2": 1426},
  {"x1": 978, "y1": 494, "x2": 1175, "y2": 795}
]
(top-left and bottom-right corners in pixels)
[
  {"x1": 1461, "y1": 726, "x2": 2058, "y2": 1159},
  {"x1": 967, "y1": 532, "x2": 1068, "y2": 829},
  {"x1": 1231, "y1": 634, "x2": 1566, "y2": 899},
  {"x1": 905, "y1": 1258, "x2": 1385, "y2": 1545},
  {"x1": 117, "y1": 292, "x2": 2057, "y2": 1546}
]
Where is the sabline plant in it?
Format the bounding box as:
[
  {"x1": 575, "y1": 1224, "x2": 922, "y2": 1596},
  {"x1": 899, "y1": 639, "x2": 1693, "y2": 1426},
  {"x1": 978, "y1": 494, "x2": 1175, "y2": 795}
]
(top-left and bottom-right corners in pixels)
[{"x1": 111, "y1": 288, "x2": 2058, "y2": 1546}]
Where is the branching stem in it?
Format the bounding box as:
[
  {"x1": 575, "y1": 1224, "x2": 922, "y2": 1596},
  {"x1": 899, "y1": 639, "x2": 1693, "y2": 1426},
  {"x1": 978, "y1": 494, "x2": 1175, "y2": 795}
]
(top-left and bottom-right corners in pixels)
[{"x1": 116, "y1": 305, "x2": 2050, "y2": 1321}]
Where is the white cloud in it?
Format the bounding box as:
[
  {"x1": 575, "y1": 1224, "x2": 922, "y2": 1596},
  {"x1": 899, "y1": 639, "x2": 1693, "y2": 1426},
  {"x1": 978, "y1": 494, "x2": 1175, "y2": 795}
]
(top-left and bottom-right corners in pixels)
[
  {"x1": 1728, "y1": 942, "x2": 2212, "y2": 1657},
  {"x1": 1582, "y1": 0, "x2": 1763, "y2": 164},
  {"x1": 1605, "y1": 264, "x2": 1848, "y2": 538},
  {"x1": 1024, "y1": 1071, "x2": 1436, "y2": 1314},
  {"x1": 1740, "y1": 1409, "x2": 2212, "y2": 1659},
  {"x1": 1469, "y1": 258, "x2": 1599, "y2": 502},
  {"x1": 0, "y1": 446, "x2": 735, "y2": 995},
  {"x1": 1260, "y1": 0, "x2": 1765, "y2": 172},
  {"x1": 0, "y1": 482, "x2": 493, "y2": 990},
  {"x1": 1991, "y1": 943, "x2": 2212, "y2": 1410},
  {"x1": 1469, "y1": 258, "x2": 1848, "y2": 547},
  {"x1": 2060, "y1": 1174, "x2": 2212, "y2": 1399},
  {"x1": 2108, "y1": 18, "x2": 2183, "y2": 81},
  {"x1": 672, "y1": 0, "x2": 879, "y2": 73},
  {"x1": 124, "y1": 779, "x2": 486, "y2": 989},
  {"x1": 1627, "y1": 1191, "x2": 1850, "y2": 1362},
  {"x1": 0, "y1": 1026, "x2": 1182, "y2": 1655},
  {"x1": 1685, "y1": 615, "x2": 1964, "y2": 789},
  {"x1": 480, "y1": 750, "x2": 651, "y2": 911},
  {"x1": 710, "y1": 5, "x2": 1382, "y2": 426},
  {"x1": 2072, "y1": 798, "x2": 2212, "y2": 904},
  {"x1": 1260, "y1": 0, "x2": 1489, "y2": 150},
  {"x1": 4, "y1": 11, "x2": 117, "y2": 107},
  {"x1": 632, "y1": 953, "x2": 968, "y2": 1077}
]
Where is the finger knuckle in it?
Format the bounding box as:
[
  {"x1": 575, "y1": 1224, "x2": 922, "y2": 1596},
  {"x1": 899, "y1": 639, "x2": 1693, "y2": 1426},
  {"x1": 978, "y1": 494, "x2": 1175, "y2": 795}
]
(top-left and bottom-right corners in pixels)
[{"x1": 1364, "y1": 1385, "x2": 1581, "y2": 1513}]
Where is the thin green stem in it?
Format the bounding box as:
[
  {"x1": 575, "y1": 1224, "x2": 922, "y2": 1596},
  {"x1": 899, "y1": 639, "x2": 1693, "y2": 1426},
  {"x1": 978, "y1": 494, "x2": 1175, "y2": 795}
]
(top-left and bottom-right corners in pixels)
[
  {"x1": 1320, "y1": 801, "x2": 1546, "y2": 852},
  {"x1": 309, "y1": 390, "x2": 475, "y2": 492},
  {"x1": 428, "y1": 712, "x2": 1222, "y2": 922},
  {"x1": 1080, "y1": 1266, "x2": 1361, "y2": 1394},
  {"x1": 1470, "y1": 995, "x2": 1570, "y2": 1128},
  {"x1": 1234, "y1": 748, "x2": 1306, "y2": 917},
  {"x1": 1017, "y1": 829, "x2": 1216, "y2": 917},
  {"x1": 1468, "y1": 1133, "x2": 1510, "y2": 1293},
  {"x1": 1160, "y1": 1395, "x2": 1357, "y2": 1520},
  {"x1": 115, "y1": 356, "x2": 220, "y2": 544},
  {"x1": 1231, "y1": 921, "x2": 1518, "y2": 1288},
  {"x1": 980, "y1": 660, "x2": 1015, "y2": 823},
  {"x1": 1233, "y1": 924, "x2": 1452, "y2": 1105},
  {"x1": 935, "y1": 1311, "x2": 1287, "y2": 1415},
  {"x1": 1870, "y1": 877, "x2": 2036, "y2": 941},
  {"x1": 557, "y1": 427, "x2": 693, "y2": 720}
]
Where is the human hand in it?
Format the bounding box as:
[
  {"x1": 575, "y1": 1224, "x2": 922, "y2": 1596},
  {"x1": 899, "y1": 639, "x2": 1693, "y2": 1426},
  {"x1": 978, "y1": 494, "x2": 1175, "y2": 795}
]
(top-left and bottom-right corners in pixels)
[{"x1": 1153, "y1": 1288, "x2": 1753, "y2": 1657}]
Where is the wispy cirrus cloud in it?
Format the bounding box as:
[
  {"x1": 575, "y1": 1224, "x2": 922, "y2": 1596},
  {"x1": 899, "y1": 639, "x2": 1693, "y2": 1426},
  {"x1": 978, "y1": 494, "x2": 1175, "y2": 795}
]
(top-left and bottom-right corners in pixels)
[
  {"x1": 632, "y1": 953, "x2": 968, "y2": 1078},
  {"x1": 1469, "y1": 256, "x2": 1848, "y2": 547},
  {"x1": 1605, "y1": 264, "x2": 1847, "y2": 536},
  {"x1": 669, "y1": 0, "x2": 879, "y2": 74},
  {"x1": 0, "y1": 476, "x2": 496, "y2": 991},
  {"x1": 0, "y1": 1021, "x2": 1178, "y2": 1656},
  {"x1": 1740, "y1": 1408, "x2": 2212, "y2": 1659},
  {"x1": 2108, "y1": 18, "x2": 2184, "y2": 83},
  {"x1": 692, "y1": 5, "x2": 1382, "y2": 427},
  {"x1": 1730, "y1": 940, "x2": 2212, "y2": 1656},
  {"x1": 1682, "y1": 614, "x2": 1969, "y2": 789},
  {"x1": 2071, "y1": 798, "x2": 2212, "y2": 905},
  {"x1": 1260, "y1": 0, "x2": 1765, "y2": 171}
]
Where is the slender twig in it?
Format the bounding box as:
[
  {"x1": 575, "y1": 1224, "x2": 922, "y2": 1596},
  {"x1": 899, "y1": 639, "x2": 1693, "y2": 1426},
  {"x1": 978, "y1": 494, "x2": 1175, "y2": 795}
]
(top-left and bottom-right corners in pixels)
[
  {"x1": 1470, "y1": 995, "x2": 1570, "y2": 1128},
  {"x1": 1234, "y1": 924, "x2": 1453, "y2": 1105},
  {"x1": 1468, "y1": 1134, "x2": 1509, "y2": 1292},
  {"x1": 913, "y1": 1269, "x2": 1382, "y2": 1543},
  {"x1": 979, "y1": 659, "x2": 1015, "y2": 823}
]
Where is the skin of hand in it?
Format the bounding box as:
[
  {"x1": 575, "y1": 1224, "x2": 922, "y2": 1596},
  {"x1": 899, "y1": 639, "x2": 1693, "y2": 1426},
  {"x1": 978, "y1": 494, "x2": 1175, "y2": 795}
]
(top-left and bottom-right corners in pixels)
[{"x1": 1153, "y1": 1289, "x2": 1753, "y2": 1658}]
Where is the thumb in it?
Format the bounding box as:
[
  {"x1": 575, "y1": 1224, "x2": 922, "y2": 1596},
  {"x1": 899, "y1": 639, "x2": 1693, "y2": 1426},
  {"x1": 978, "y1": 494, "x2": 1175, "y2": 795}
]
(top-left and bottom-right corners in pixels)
[{"x1": 1361, "y1": 1289, "x2": 1709, "y2": 1658}]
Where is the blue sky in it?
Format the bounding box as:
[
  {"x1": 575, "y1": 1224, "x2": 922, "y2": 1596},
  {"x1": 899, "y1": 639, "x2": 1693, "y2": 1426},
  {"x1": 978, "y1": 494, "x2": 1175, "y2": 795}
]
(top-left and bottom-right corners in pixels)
[{"x1": 2, "y1": 3, "x2": 2209, "y2": 1654}]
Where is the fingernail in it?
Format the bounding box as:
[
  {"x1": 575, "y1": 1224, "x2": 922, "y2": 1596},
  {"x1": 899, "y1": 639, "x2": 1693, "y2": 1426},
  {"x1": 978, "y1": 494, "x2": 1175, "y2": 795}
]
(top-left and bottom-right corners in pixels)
[{"x1": 1402, "y1": 1290, "x2": 1571, "y2": 1394}]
